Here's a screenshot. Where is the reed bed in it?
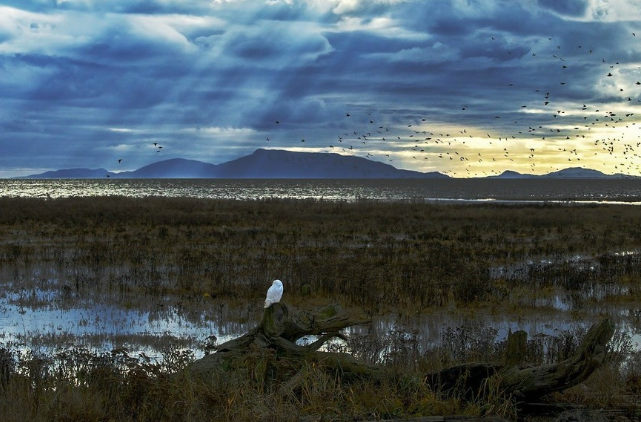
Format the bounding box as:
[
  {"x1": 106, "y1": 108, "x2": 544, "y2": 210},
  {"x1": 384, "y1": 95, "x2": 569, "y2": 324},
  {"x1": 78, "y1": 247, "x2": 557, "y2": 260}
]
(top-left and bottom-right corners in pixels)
[{"x1": 1, "y1": 197, "x2": 640, "y2": 312}]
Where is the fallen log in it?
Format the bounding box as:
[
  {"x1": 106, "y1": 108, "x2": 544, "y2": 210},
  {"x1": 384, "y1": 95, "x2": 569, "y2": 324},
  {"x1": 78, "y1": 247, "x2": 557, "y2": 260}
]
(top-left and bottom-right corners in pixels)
[{"x1": 426, "y1": 318, "x2": 615, "y2": 401}]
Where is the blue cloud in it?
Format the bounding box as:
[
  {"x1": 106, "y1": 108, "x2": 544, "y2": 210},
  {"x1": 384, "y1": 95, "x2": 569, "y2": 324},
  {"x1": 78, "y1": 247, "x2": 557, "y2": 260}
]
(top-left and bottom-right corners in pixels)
[
  {"x1": 0, "y1": 0, "x2": 640, "y2": 177},
  {"x1": 220, "y1": 22, "x2": 332, "y2": 66},
  {"x1": 537, "y1": 0, "x2": 588, "y2": 17}
]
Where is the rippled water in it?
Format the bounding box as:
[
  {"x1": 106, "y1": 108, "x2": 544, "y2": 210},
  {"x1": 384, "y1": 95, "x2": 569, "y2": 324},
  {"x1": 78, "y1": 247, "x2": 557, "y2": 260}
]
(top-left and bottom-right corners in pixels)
[{"x1": 3, "y1": 178, "x2": 641, "y2": 203}]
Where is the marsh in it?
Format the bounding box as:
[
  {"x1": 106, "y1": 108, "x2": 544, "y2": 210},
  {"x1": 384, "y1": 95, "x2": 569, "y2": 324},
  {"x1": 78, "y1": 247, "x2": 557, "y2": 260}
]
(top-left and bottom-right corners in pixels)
[{"x1": 0, "y1": 196, "x2": 640, "y2": 421}]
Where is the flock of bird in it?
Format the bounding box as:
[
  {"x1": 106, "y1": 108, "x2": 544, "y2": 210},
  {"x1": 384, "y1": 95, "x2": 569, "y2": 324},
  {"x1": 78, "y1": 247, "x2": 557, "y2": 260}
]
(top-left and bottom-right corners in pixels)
[
  {"x1": 113, "y1": 33, "x2": 640, "y2": 178},
  {"x1": 261, "y1": 33, "x2": 641, "y2": 177}
]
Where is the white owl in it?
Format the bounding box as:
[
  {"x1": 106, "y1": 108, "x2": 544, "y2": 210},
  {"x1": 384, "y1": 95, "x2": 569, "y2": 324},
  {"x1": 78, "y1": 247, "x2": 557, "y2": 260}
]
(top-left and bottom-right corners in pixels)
[{"x1": 264, "y1": 279, "x2": 284, "y2": 308}]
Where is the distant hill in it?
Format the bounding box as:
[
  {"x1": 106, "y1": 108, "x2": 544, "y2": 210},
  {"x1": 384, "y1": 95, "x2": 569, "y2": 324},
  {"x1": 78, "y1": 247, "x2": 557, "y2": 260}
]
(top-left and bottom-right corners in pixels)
[
  {"x1": 116, "y1": 158, "x2": 219, "y2": 178},
  {"x1": 23, "y1": 167, "x2": 117, "y2": 179},
  {"x1": 22, "y1": 149, "x2": 449, "y2": 179},
  {"x1": 491, "y1": 170, "x2": 538, "y2": 179},
  {"x1": 541, "y1": 167, "x2": 621, "y2": 178},
  {"x1": 211, "y1": 149, "x2": 447, "y2": 179}
]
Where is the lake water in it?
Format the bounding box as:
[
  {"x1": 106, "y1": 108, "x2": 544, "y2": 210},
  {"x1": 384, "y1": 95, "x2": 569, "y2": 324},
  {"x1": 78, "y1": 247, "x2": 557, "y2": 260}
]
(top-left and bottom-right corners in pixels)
[{"x1": 2, "y1": 178, "x2": 641, "y2": 203}]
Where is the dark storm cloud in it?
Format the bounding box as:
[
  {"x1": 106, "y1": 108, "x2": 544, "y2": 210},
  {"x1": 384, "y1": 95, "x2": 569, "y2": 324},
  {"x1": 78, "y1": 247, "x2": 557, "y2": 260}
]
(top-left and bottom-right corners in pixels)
[
  {"x1": 2, "y1": 53, "x2": 170, "y2": 111},
  {"x1": 73, "y1": 21, "x2": 193, "y2": 64},
  {"x1": 537, "y1": 0, "x2": 588, "y2": 17},
  {"x1": 324, "y1": 31, "x2": 419, "y2": 57},
  {"x1": 0, "y1": 0, "x2": 211, "y2": 14},
  {"x1": 220, "y1": 23, "x2": 331, "y2": 65}
]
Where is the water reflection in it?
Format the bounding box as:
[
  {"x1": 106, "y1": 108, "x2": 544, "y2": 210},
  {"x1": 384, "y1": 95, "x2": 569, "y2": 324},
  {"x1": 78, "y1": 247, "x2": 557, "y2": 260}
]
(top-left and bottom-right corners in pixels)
[{"x1": 0, "y1": 290, "x2": 258, "y2": 358}]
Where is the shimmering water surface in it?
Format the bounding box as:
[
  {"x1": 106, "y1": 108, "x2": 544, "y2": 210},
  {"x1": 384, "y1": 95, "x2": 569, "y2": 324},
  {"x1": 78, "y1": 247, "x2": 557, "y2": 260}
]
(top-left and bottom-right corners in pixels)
[{"x1": 3, "y1": 178, "x2": 641, "y2": 203}]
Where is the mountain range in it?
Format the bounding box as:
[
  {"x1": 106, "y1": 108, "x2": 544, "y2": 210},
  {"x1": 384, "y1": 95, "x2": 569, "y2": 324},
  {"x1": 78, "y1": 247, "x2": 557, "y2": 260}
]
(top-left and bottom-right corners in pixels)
[
  {"x1": 21, "y1": 149, "x2": 446, "y2": 179},
  {"x1": 489, "y1": 167, "x2": 636, "y2": 179},
  {"x1": 19, "y1": 149, "x2": 637, "y2": 179}
]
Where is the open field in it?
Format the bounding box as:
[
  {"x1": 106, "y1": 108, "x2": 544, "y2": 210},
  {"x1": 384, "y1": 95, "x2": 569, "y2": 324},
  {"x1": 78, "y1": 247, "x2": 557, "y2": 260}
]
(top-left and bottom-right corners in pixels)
[{"x1": 1, "y1": 197, "x2": 640, "y2": 421}]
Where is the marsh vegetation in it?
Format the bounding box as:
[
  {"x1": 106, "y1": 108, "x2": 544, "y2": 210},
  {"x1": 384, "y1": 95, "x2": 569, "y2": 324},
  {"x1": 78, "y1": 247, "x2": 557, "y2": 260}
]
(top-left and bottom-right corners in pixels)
[{"x1": 0, "y1": 197, "x2": 640, "y2": 421}]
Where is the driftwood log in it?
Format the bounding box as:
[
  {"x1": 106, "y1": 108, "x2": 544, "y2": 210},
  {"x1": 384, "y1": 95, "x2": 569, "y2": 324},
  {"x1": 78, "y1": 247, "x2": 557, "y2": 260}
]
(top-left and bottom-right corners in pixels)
[
  {"x1": 189, "y1": 303, "x2": 614, "y2": 403},
  {"x1": 426, "y1": 318, "x2": 615, "y2": 401}
]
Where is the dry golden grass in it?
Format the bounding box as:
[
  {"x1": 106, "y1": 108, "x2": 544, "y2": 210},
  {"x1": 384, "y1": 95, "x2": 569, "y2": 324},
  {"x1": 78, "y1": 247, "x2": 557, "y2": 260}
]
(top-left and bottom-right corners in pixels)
[{"x1": 1, "y1": 197, "x2": 640, "y2": 312}]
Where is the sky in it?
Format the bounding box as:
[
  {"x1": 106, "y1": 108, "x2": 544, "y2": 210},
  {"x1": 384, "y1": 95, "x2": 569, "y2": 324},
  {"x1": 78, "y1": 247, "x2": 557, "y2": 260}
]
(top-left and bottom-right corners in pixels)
[{"x1": 1, "y1": 0, "x2": 641, "y2": 178}]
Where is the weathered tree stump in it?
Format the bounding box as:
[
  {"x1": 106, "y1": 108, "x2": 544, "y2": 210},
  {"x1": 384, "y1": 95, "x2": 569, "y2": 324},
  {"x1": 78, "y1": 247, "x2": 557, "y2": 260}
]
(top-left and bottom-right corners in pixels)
[{"x1": 188, "y1": 302, "x2": 371, "y2": 376}]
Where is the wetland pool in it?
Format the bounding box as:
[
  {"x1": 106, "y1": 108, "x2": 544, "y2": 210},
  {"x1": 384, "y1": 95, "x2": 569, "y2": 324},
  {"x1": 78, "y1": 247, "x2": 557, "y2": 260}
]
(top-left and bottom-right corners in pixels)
[{"x1": 1, "y1": 283, "x2": 639, "y2": 363}]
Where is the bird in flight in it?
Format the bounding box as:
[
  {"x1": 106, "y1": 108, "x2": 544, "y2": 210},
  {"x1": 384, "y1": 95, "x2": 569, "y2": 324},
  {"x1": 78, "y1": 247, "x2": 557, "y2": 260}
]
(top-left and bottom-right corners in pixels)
[{"x1": 264, "y1": 279, "x2": 283, "y2": 308}]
